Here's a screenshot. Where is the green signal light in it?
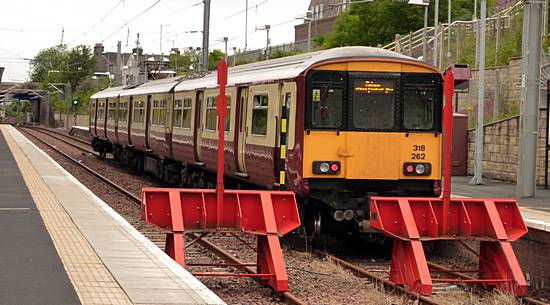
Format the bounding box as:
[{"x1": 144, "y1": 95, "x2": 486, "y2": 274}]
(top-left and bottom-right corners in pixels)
[{"x1": 72, "y1": 100, "x2": 78, "y2": 105}]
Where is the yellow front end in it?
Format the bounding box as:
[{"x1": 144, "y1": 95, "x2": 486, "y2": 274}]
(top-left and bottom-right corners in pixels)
[{"x1": 303, "y1": 131, "x2": 441, "y2": 181}]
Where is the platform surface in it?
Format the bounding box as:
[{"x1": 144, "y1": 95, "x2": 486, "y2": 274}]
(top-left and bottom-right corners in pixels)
[
  {"x1": 0, "y1": 125, "x2": 225, "y2": 305},
  {"x1": 452, "y1": 176, "x2": 550, "y2": 232},
  {"x1": 0, "y1": 128, "x2": 80, "y2": 304}
]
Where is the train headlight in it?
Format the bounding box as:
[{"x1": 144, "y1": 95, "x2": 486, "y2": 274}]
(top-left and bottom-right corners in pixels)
[
  {"x1": 313, "y1": 161, "x2": 341, "y2": 175},
  {"x1": 403, "y1": 163, "x2": 431, "y2": 176},
  {"x1": 319, "y1": 162, "x2": 330, "y2": 173}
]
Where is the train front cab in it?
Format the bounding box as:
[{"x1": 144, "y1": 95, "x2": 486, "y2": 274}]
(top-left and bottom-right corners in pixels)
[{"x1": 301, "y1": 60, "x2": 443, "y2": 235}]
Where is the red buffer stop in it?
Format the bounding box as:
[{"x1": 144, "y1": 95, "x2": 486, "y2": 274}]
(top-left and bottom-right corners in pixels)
[
  {"x1": 369, "y1": 69, "x2": 528, "y2": 296},
  {"x1": 142, "y1": 58, "x2": 300, "y2": 292}
]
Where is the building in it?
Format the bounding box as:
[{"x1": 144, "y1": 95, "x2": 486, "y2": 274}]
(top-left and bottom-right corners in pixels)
[
  {"x1": 93, "y1": 43, "x2": 173, "y2": 86},
  {"x1": 294, "y1": 0, "x2": 345, "y2": 47}
]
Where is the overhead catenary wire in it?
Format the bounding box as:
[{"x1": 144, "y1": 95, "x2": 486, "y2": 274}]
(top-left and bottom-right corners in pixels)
[
  {"x1": 68, "y1": 0, "x2": 125, "y2": 46},
  {"x1": 102, "y1": 0, "x2": 164, "y2": 43}
]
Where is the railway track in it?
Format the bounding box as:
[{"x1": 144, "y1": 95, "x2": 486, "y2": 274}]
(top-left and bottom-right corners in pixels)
[
  {"x1": 20, "y1": 126, "x2": 550, "y2": 305},
  {"x1": 17, "y1": 126, "x2": 308, "y2": 305}
]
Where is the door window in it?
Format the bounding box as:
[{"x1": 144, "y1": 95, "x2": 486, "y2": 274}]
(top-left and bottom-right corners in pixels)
[{"x1": 251, "y1": 94, "x2": 268, "y2": 136}]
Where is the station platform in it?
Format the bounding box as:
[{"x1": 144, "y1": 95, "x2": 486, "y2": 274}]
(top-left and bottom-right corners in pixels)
[
  {"x1": 452, "y1": 176, "x2": 550, "y2": 232},
  {"x1": 0, "y1": 124, "x2": 225, "y2": 305}
]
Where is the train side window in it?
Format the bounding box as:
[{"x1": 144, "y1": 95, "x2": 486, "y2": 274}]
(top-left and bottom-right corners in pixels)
[
  {"x1": 151, "y1": 100, "x2": 159, "y2": 126},
  {"x1": 159, "y1": 100, "x2": 166, "y2": 127},
  {"x1": 205, "y1": 96, "x2": 231, "y2": 131},
  {"x1": 351, "y1": 78, "x2": 396, "y2": 130},
  {"x1": 97, "y1": 101, "x2": 105, "y2": 122},
  {"x1": 224, "y1": 96, "x2": 231, "y2": 132},
  {"x1": 205, "y1": 97, "x2": 217, "y2": 131},
  {"x1": 133, "y1": 100, "x2": 145, "y2": 124},
  {"x1": 90, "y1": 101, "x2": 96, "y2": 120},
  {"x1": 118, "y1": 101, "x2": 128, "y2": 122},
  {"x1": 108, "y1": 101, "x2": 117, "y2": 121},
  {"x1": 252, "y1": 94, "x2": 268, "y2": 136},
  {"x1": 182, "y1": 98, "x2": 192, "y2": 128},
  {"x1": 174, "y1": 99, "x2": 183, "y2": 128}
]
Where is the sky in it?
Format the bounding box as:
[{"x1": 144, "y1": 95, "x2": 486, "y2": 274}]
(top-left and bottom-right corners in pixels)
[{"x1": 0, "y1": 0, "x2": 311, "y2": 82}]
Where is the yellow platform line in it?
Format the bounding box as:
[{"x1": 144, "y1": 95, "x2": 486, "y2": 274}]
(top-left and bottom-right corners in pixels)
[{"x1": 1, "y1": 126, "x2": 132, "y2": 305}]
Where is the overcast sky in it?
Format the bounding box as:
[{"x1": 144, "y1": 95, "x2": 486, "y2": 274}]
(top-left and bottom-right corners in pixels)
[{"x1": 0, "y1": 0, "x2": 311, "y2": 82}]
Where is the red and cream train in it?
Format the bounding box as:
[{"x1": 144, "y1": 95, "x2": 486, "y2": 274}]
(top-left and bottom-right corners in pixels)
[{"x1": 90, "y1": 47, "x2": 444, "y2": 238}]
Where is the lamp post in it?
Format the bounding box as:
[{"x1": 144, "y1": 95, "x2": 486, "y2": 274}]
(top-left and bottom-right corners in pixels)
[{"x1": 295, "y1": 11, "x2": 313, "y2": 52}]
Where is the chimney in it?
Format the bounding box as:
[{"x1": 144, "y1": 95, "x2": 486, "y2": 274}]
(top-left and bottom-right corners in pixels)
[
  {"x1": 94, "y1": 43, "x2": 104, "y2": 56},
  {"x1": 132, "y1": 47, "x2": 143, "y2": 56}
]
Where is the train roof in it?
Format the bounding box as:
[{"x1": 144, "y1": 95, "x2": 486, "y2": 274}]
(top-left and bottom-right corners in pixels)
[
  {"x1": 90, "y1": 85, "x2": 126, "y2": 99},
  {"x1": 175, "y1": 46, "x2": 431, "y2": 92},
  {"x1": 90, "y1": 47, "x2": 435, "y2": 98}
]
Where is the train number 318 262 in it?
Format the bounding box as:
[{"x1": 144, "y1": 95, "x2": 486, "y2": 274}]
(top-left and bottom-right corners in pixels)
[{"x1": 411, "y1": 145, "x2": 426, "y2": 160}]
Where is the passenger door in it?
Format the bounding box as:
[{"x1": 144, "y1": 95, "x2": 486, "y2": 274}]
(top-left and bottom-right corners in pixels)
[
  {"x1": 235, "y1": 87, "x2": 249, "y2": 175},
  {"x1": 194, "y1": 91, "x2": 204, "y2": 165},
  {"x1": 145, "y1": 95, "x2": 152, "y2": 151}
]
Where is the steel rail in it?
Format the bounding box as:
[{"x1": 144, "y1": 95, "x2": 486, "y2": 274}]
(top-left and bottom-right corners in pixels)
[
  {"x1": 18, "y1": 127, "x2": 141, "y2": 205},
  {"x1": 20, "y1": 126, "x2": 96, "y2": 155},
  {"x1": 322, "y1": 253, "x2": 443, "y2": 305},
  {"x1": 31, "y1": 126, "x2": 91, "y2": 145},
  {"x1": 19, "y1": 127, "x2": 304, "y2": 304},
  {"x1": 190, "y1": 235, "x2": 308, "y2": 305},
  {"x1": 427, "y1": 261, "x2": 550, "y2": 305}
]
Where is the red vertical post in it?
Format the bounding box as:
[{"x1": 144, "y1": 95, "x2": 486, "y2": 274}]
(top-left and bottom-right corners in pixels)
[
  {"x1": 216, "y1": 58, "x2": 228, "y2": 227},
  {"x1": 442, "y1": 69, "x2": 455, "y2": 235}
]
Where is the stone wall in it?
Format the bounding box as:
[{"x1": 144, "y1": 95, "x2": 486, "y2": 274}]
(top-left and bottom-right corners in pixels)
[
  {"x1": 457, "y1": 58, "x2": 523, "y2": 123},
  {"x1": 467, "y1": 108, "x2": 549, "y2": 185}
]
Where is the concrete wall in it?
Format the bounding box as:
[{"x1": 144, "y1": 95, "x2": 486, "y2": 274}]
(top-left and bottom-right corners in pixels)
[{"x1": 466, "y1": 109, "x2": 549, "y2": 185}]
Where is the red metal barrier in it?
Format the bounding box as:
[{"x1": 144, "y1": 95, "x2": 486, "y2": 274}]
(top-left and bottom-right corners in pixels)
[
  {"x1": 369, "y1": 69, "x2": 529, "y2": 296},
  {"x1": 142, "y1": 59, "x2": 300, "y2": 292}
]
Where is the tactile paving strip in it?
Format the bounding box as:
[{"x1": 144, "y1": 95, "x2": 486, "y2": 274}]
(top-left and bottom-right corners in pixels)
[{"x1": 1, "y1": 126, "x2": 132, "y2": 305}]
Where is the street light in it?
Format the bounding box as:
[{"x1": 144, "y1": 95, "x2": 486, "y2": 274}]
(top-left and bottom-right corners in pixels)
[
  {"x1": 295, "y1": 11, "x2": 313, "y2": 52},
  {"x1": 407, "y1": 0, "x2": 430, "y2": 63},
  {"x1": 216, "y1": 37, "x2": 229, "y2": 58},
  {"x1": 256, "y1": 25, "x2": 271, "y2": 60}
]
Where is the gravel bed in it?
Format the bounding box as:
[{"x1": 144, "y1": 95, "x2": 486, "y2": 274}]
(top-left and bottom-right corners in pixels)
[{"x1": 19, "y1": 127, "x2": 546, "y2": 305}]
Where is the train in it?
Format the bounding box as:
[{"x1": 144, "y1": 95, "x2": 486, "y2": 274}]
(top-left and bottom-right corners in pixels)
[{"x1": 90, "y1": 46, "x2": 443, "y2": 241}]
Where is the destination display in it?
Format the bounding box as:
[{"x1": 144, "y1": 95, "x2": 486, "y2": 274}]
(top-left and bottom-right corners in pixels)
[{"x1": 354, "y1": 79, "x2": 395, "y2": 94}]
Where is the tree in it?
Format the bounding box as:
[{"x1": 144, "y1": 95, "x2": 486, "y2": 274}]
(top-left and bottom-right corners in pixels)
[
  {"x1": 30, "y1": 44, "x2": 95, "y2": 92},
  {"x1": 320, "y1": 0, "x2": 493, "y2": 49},
  {"x1": 169, "y1": 50, "x2": 194, "y2": 75},
  {"x1": 208, "y1": 50, "x2": 225, "y2": 71}
]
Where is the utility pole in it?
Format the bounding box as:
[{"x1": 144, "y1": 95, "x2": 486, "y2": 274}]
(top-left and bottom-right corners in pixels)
[
  {"x1": 307, "y1": 19, "x2": 312, "y2": 52},
  {"x1": 245, "y1": 0, "x2": 248, "y2": 50},
  {"x1": 201, "y1": 0, "x2": 211, "y2": 74},
  {"x1": 61, "y1": 27, "x2": 65, "y2": 45},
  {"x1": 223, "y1": 37, "x2": 228, "y2": 58},
  {"x1": 160, "y1": 24, "x2": 169, "y2": 55},
  {"x1": 116, "y1": 41, "x2": 122, "y2": 86},
  {"x1": 433, "y1": 0, "x2": 439, "y2": 67},
  {"x1": 423, "y1": 4, "x2": 428, "y2": 63},
  {"x1": 447, "y1": 0, "x2": 452, "y2": 66},
  {"x1": 517, "y1": 0, "x2": 544, "y2": 198},
  {"x1": 233, "y1": 47, "x2": 237, "y2": 66},
  {"x1": 257, "y1": 25, "x2": 271, "y2": 60},
  {"x1": 472, "y1": 0, "x2": 487, "y2": 185}
]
